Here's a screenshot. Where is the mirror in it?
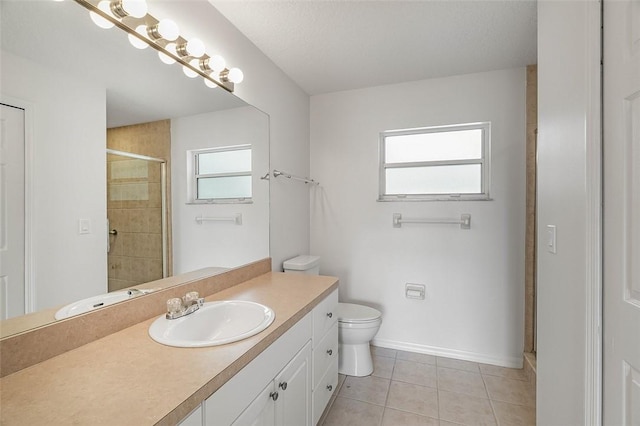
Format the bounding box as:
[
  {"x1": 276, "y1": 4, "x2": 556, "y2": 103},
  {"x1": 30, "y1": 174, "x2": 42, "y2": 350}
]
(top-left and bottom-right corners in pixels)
[{"x1": 0, "y1": 0, "x2": 270, "y2": 335}]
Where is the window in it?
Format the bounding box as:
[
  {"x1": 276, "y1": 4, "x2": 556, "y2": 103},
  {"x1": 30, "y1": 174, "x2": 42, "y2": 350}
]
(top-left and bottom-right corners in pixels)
[
  {"x1": 379, "y1": 122, "x2": 491, "y2": 201},
  {"x1": 188, "y1": 145, "x2": 252, "y2": 203}
]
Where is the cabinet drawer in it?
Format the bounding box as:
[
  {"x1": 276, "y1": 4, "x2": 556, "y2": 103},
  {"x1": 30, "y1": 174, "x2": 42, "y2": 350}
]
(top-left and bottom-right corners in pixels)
[
  {"x1": 312, "y1": 323, "x2": 338, "y2": 388},
  {"x1": 313, "y1": 289, "x2": 338, "y2": 341},
  {"x1": 312, "y1": 358, "x2": 339, "y2": 426}
]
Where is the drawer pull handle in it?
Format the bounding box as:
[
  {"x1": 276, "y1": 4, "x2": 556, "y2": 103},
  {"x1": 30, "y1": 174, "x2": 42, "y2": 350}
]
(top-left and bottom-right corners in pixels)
[
  {"x1": 270, "y1": 391, "x2": 279, "y2": 401},
  {"x1": 327, "y1": 312, "x2": 333, "y2": 318},
  {"x1": 279, "y1": 382, "x2": 288, "y2": 391},
  {"x1": 326, "y1": 385, "x2": 333, "y2": 392},
  {"x1": 327, "y1": 349, "x2": 333, "y2": 356}
]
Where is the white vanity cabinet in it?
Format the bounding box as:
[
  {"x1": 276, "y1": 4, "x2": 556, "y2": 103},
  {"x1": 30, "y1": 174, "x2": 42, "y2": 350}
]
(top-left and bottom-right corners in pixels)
[
  {"x1": 233, "y1": 341, "x2": 311, "y2": 426},
  {"x1": 186, "y1": 289, "x2": 338, "y2": 426},
  {"x1": 205, "y1": 312, "x2": 312, "y2": 426},
  {"x1": 311, "y1": 289, "x2": 339, "y2": 425}
]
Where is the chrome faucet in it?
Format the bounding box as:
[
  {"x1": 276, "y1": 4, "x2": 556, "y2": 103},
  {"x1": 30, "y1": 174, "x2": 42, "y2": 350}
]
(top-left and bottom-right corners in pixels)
[{"x1": 165, "y1": 291, "x2": 205, "y2": 320}]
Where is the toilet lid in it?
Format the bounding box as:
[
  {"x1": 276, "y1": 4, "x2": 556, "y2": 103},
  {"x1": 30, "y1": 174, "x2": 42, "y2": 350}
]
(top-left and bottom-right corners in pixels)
[{"x1": 338, "y1": 303, "x2": 381, "y2": 323}]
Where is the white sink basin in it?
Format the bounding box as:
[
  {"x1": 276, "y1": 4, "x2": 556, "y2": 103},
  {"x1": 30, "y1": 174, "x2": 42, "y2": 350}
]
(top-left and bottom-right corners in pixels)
[
  {"x1": 54, "y1": 291, "x2": 131, "y2": 320},
  {"x1": 148, "y1": 300, "x2": 276, "y2": 348}
]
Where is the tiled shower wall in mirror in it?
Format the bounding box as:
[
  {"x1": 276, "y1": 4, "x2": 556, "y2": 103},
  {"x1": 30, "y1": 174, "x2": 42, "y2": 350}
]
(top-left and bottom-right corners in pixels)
[{"x1": 106, "y1": 120, "x2": 172, "y2": 291}]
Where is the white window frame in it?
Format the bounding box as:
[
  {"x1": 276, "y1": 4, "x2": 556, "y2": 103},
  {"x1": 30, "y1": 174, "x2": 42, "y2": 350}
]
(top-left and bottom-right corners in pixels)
[
  {"x1": 378, "y1": 122, "x2": 491, "y2": 201},
  {"x1": 187, "y1": 144, "x2": 253, "y2": 204}
]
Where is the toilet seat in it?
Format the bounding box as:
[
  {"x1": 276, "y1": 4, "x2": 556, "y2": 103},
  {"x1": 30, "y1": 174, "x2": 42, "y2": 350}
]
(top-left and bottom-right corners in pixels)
[{"x1": 338, "y1": 303, "x2": 381, "y2": 324}]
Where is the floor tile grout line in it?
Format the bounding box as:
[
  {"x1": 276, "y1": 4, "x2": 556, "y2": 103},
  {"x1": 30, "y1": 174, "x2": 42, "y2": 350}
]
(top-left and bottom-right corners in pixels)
[
  {"x1": 382, "y1": 357, "x2": 396, "y2": 408},
  {"x1": 437, "y1": 364, "x2": 483, "y2": 375},
  {"x1": 378, "y1": 356, "x2": 394, "y2": 426},
  {"x1": 482, "y1": 372, "x2": 500, "y2": 425},
  {"x1": 388, "y1": 377, "x2": 439, "y2": 389},
  {"x1": 479, "y1": 365, "x2": 529, "y2": 382},
  {"x1": 481, "y1": 372, "x2": 537, "y2": 408},
  {"x1": 488, "y1": 398, "x2": 501, "y2": 426},
  {"x1": 334, "y1": 393, "x2": 388, "y2": 408},
  {"x1": 436, "y1": 369, "x2": 441, "y2": 421},
  {"x1": 480, "y1": 368, "x2": 492, "y2": 401}
]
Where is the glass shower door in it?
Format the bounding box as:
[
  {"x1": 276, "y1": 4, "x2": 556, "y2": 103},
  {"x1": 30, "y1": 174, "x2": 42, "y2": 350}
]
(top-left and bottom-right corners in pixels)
[{"x1": 106, "y1": 150, "x2": 167, "y2": 292}]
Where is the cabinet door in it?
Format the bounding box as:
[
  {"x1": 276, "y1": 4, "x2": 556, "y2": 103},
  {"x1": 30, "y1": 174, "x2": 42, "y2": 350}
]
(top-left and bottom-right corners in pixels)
[
  {"x1": 232, "y1": 382, "x2": 276, "y2": 426},
  {"x1": 274, "y1": 341, "x2": 312, "y2": 426},
  {"x1": 178, "y1": 404, "x2": 203, "y2": 426}
]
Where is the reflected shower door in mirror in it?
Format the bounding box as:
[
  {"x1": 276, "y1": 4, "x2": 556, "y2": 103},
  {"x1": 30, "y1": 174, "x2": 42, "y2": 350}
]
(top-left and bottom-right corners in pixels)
[
  {"x1": 106, "y1": 149, "x2": 168, "y2": 292},
  {"x1": 0, "y1": 0, "x2": 270, "y2": 336}
]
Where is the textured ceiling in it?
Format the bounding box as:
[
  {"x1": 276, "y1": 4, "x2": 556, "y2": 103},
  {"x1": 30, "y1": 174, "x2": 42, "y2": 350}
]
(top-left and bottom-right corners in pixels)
[{"x1": 210, "y1": 0, "x2": 537, "y2": 95}]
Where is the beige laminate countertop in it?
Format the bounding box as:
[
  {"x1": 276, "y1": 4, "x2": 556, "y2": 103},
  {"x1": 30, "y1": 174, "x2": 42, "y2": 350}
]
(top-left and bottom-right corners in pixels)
[{"x1": 0, "y1": 272, "x2": 338, "y2": 425}]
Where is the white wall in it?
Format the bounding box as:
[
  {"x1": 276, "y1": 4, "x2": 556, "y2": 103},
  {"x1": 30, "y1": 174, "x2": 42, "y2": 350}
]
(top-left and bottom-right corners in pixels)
[
  {"x1": 154, "y1": 2, "x2": 311, "y2": 270},
  {"x1": 310, "y1": 68, "x2": 526, "y2": 367},
  {"x1": 171, "y1": 106, "x2": 270, "y2": 273},
  {"x1": 1, "y1": 51, "x2": 107, "y2": 311},
  {"x1": 537, "y1": 1, "x2": 601, "y2": 423}
]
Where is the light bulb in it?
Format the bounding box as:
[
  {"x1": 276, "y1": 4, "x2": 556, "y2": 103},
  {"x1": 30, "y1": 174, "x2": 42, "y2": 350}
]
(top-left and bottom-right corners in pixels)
[
  {"x1": 176, "y1": 38, "x2": 205, "y2": 58},
  {"x1": 188, "y1": 38, "x2": 206, "y2": 58},
  {"x1": 117, "y1": 0, "x2": 147, "y2": 18},
  {"x1": 204, "y1": 78, "x2": 219, "y2": 89},
  {"x1": 206, "y1": 55, "x2": 226, "y2": 73},
  {"x1": 153, "y1": 19, "x2": 179, "y2": 41},
  {"x1": 158, "y1": 44, "x2": 177, "y2": 64},
  {"x1": 227, "y1": 68, "x2": 244, "y2": 84},
  {"x1": 158, "y1": 51, "x2": 175, "y2": 64},
  {"x1": 89, "y1": 1, "x2": 114, "y2": 29},
  {"x1": 182, "y1": 60, "x2": 199, "y2": 78},
  {"x1": 128, "y1": 25, "x2": 148, "y2": 49}
]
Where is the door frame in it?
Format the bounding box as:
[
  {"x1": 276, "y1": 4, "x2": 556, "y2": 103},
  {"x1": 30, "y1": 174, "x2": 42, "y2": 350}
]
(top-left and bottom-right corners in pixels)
[
  {"x1": 584, "y1": 1, "x2": 603, "y2": 424},
  {"x1": 1, "y1": 95, "x2": 35, "y2": 314}
]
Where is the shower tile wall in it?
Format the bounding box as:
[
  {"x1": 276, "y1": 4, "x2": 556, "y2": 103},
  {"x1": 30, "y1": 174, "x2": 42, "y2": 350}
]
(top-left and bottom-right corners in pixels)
[
  {"x1": 524, "y1": 65, "x2": 537, "y2": 354},
  {"x1": 106, "y1": 120, "x2": 172, "y2": 292}
]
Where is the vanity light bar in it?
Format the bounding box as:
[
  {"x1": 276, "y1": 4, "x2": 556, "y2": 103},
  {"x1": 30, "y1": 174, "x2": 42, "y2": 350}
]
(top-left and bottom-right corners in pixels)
[{"x1": 73, "y1": 0, "x2": 243, "y2": 92}]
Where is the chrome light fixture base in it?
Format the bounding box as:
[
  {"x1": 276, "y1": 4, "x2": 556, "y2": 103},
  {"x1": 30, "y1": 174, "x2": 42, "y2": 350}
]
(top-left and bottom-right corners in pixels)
[{"x1": 74, "y1": 0, "x2": 238, "y2": 93}]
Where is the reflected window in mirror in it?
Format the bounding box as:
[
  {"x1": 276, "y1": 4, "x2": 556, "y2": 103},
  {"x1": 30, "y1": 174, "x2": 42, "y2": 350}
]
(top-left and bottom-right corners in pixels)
[{"x1": 189, "y1": 145, "x2": 252, "y2": 203}]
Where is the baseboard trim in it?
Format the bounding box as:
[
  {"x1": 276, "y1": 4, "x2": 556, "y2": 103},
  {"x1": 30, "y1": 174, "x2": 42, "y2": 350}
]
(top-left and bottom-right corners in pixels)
[{"x1": 371, "y1": 338, "x2": 524, "y2": 369}]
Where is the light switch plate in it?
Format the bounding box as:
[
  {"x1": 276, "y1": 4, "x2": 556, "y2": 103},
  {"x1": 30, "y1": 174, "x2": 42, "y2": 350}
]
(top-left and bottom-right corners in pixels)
[
  {"x1": 546, "y1": 225, "x2": 557, "y2": 254},
  {"x1": 79, "y1": 219, "x2": 91, "y2": 235}
]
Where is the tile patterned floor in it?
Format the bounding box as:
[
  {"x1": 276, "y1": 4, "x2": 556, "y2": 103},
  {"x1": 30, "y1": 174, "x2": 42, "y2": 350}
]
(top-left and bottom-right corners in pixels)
[{"x1": 320, "y1": 346, "x2": 535, "y2": 426}]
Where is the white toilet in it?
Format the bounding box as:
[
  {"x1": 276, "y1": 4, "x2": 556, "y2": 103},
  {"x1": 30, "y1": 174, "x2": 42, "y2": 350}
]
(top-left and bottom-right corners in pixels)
[{"x1": 283, "y1": 255, "x2": 382, "y2": 377}]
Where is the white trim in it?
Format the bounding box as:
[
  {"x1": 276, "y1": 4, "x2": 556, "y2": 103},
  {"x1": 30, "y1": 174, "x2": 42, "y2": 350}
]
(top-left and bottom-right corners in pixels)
[
  {"x1": 187, "y1": 144, "x2": 253, "y2": 203},
  {"x1": 0, "y1": 95, "x2": 35, "y2": 314},
  {"x1": 584, "y1": 0, "x2": 603, "y2": 424},
  {"x1": 378, "y1": 122, "x2": 491, "y2": 201},
  {"x1": 372, "y1": 337, "x2": 523, "y2": 369}
]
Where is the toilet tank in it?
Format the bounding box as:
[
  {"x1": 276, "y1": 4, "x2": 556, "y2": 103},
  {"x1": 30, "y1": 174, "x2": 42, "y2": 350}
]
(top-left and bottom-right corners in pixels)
[{"x1": 283, "y1": 255, "x2": 320, "y2": 275}]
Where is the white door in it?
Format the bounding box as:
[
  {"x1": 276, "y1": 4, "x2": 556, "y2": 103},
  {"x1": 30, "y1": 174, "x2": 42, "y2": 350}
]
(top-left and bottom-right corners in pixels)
[
  {"x1": 603, "y1": 0, "x2": 640, "y2": 424},
  {"x1": 0, "y1": 103, "x2": 26, "y2": 320}
]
